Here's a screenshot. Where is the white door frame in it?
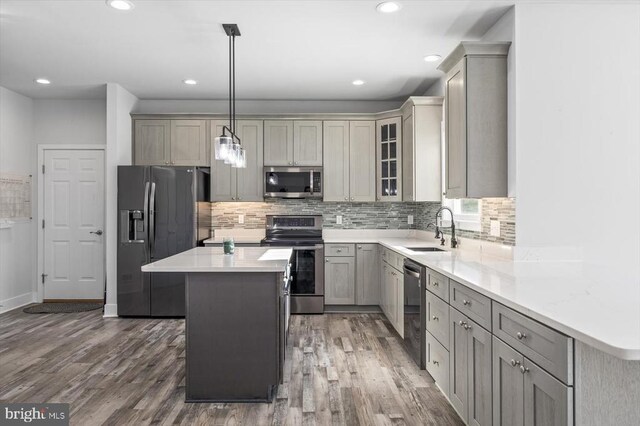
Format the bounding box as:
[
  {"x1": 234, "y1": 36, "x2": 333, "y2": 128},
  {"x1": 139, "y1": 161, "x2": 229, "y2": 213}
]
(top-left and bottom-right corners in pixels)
[{"x1": 36, "y1": 144, "x2": 107, "y2": 302}]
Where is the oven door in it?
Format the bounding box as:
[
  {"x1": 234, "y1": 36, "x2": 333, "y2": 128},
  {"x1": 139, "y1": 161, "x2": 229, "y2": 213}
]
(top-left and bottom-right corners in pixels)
[
  {"x1": 264, "y1": 167, "x2": 322, "y2": 198},
  {"x1": 290, "y1": 245, "x2": 324, "y2": 296}
]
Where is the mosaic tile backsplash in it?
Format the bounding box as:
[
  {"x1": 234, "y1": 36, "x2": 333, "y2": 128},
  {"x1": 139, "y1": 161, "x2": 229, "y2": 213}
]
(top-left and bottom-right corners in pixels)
[{"x1": 210, "y1": 197, "x2": 516, "y2": 245}]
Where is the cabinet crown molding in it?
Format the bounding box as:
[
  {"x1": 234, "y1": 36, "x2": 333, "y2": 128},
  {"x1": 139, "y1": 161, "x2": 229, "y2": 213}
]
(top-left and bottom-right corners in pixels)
[{"x1": 437, "y1": 42, "x2": 511, "y2": 74}]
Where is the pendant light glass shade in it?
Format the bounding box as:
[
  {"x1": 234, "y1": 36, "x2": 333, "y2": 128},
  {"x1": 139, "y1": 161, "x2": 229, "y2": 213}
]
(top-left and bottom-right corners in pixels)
[
  {"x1": 214, "y1": 135, "x2": 233, "y2": 160},
  {"x1": 237, "y1": 147, "x2": 246, "y2": 168}
]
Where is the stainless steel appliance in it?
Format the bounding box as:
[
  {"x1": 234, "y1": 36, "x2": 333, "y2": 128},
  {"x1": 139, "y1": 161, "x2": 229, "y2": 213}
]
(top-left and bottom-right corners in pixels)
[
  {"x1": 264, "y1": 167, "x2": 322, "y2": 198},
  {"x1": 279, "y1": 263, "x2": 291, "y2": 382},
  {"x1": 262, "y1": 215, "x2": 324, "y2": 314},
  {"x1": 403, "y1": 259, "x2": 426, "y2": 368},
  {"x1": 117, "y1": 166, "x2": 211, "y2": 317}
]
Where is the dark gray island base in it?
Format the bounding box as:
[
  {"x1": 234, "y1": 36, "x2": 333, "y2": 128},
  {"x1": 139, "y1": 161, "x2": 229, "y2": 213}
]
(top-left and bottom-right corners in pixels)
[
  {"x1": 185, "y1": 271, "x2": 285, "y2": 402},
  {"x1": 141, "y1": 247, "x2": 293, "y2": 403}
]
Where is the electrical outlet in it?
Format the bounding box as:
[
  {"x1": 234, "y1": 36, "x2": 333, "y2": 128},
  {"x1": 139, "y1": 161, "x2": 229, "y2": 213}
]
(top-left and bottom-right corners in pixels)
[
  {"x1": 336, "y1": 215, "x2": 343, "y2": 225},
  {"x1": 238, "y1": 214, "x2": 244, "y2": 224},
  {"x1": 408, "y1": 215, "x2": 414, "y2": 225},
  {"x1": 490, "y1": 220, "x2": 500, "y2": 237}
]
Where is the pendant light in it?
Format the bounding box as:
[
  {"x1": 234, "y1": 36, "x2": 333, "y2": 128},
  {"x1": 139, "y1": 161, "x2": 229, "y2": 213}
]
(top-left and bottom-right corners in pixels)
[{"x1": 213, "y1": 24, "x2": 246, "y2": 168}]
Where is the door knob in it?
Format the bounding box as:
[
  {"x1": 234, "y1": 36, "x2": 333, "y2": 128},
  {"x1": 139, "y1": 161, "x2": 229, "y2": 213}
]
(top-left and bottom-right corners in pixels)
[{"x1": 90, "y1": 230, "x2": 103, "y2": 236}]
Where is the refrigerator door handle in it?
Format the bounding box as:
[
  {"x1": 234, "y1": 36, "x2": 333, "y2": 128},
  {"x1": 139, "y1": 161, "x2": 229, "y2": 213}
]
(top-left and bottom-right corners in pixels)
[
  {"x1": 143, "y1": 181, "x2": 150, "y2": 246},
  {"x1": 149, "y1": 182, "x2": 156, "y2": 258}
]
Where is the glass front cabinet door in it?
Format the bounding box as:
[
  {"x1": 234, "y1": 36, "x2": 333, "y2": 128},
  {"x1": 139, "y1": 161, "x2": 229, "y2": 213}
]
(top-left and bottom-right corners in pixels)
[{"x1": 376, "y1": 117, "x2": 402, "y2": 201}]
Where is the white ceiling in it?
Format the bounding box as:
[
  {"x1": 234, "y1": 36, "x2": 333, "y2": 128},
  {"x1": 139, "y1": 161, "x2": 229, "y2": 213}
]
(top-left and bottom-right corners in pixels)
[{"x1": 0, "y1": 0, "x2": 513, "y2": 100}]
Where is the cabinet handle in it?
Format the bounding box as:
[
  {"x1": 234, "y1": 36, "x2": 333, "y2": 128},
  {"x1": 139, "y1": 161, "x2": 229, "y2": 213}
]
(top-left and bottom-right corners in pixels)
[
  {"x1": 432, "y1": 315, "x2": 439, "y2": 321},
  {"x1": 325, "y1": 259, "x2": 330, "y2": 263},
  {"x1": 519, "y1": 365, "x2": 530, "y2": 374},
  {"x1": 464, "y1": 323, "x2": 471, "y2": 330},
  {"x1": 432, "y1": 360, "x2": 439, "y2": 366},
  {"x1": 231, "y1": 197, "x2": 236, "y2": 201},
  {"x1": 510, "y1": 359, "x2": 521, "y2": 367},
  {"x1": 516, "y1": 332, "x2": 527, "y2": 340},
  {"x1": 462, "y1": 299, "x2": 471, "y2": 306},
  {"x1": 289, "y1": 161, "x2": 293, "y2": 165},
  {"x1": 165, "y1": 161, "x2": 169, "y2": 165},
  {"x1": 171, "y1": 161, "x2": 175, "y2": 165},
  {"x1": 458, "y1": 320, "x2": 466, "y2": 327},
  {"x1": 344, "y1": 197, "x2": 348, "y2": 201},
  {"x1": 237, "y1": 197, "x2": 242, "y2": 201},
  {"x1": 350, "y1": 197, "x2": 354, "y2": 201},
  {"x1": 358, "y1": 246, "x2": 362, "y2": 249},
  {"x1": 432, "y1": 281, "x2": 439, "y2": 287},
  {"x1": 337, "y1": 249, "x2": 342, "y2": 252}
]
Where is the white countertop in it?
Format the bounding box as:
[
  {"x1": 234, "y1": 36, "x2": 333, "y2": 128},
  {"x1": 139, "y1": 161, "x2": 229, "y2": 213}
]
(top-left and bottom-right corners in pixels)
[
  {"x1": 327, "y1": 234, "x2": 640, "y2": 360},
  {"x1": 141, "y1": 247, "x2": 292, "y2": 273}
]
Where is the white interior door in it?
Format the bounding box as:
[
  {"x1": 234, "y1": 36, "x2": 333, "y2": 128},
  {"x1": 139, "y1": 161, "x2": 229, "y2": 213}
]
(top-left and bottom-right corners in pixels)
[{"x1": 43, "y1": 149, "x2": 105, "y2": 300}]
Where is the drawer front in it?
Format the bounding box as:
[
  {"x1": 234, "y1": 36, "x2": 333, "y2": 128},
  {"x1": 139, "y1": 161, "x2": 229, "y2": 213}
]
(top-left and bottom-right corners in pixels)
[
  {"x1": 426, "y1": 330, "x2": 450, "y2": 397},
  {"x1": 449, "y1": 280, "x2": 492, "y2": 331},
  {"x1": 426, "y1": 268, "x2": 449, "y2": 302},
  {"x1": 493, "y1": 302, "x2": 573, "y2": 385},
  {"x1": 325, "y1": 243, "x2": 355, "y2": 257},
  {"x1": 426, "y1": 291, "x2": 450, "y2": 349}
]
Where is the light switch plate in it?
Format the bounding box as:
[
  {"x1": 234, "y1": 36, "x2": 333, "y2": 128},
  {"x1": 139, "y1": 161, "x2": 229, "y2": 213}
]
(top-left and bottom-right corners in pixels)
[
  {"x1": 408, "y1": 215, "x2": 414, "y2": 225},
  {"x1": 336, "y1": 215, "x2": 343, "y2": 225},
  {"x1": 238, "y1": 214, "x2": 244, "y2": 224},
  {"x1": 490, "y1": 220, "x2": 500, "y2": 237}
]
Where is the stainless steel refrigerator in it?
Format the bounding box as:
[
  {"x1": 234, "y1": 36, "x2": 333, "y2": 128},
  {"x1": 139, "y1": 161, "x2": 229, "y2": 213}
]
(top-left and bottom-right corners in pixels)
[{"x1": 117, "y1": 166, "x2": 211, "y2": 317}]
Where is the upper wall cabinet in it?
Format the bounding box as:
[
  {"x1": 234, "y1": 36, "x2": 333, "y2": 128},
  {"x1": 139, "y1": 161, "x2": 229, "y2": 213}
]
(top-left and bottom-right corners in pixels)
[
  {"x1": 210, "y1": 120, "x2": 264, "y2": 202},
  {"x1": 264, "y1": 120, "x2": 322, "y2": 166},
  {"x1": 134, "y1": 119, "x2": 208, "y2": 166},
  {"x1": 438, "y1": 42, "x2": 510, "y2": 199},
  {"x1": 401, "y1": 97, "x2": 443, "y2": 202},
  {"x1": 376, "y1": 117, "x2": 402, "y2": 202},
  {"x1": 323, "y1": 121, "x2": 376, "y2": 202}
]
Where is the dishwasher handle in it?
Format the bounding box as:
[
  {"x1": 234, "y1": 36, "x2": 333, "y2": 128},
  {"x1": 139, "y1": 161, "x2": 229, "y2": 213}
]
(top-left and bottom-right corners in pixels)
[{"x1": 403, "y1": 265, "x2": 421, "y2": 279}]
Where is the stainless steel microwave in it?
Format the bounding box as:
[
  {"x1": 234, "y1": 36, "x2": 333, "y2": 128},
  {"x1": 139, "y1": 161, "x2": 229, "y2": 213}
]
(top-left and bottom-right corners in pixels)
[{"x1": 264, "y1": 167, "x2": 322, "y2": 198}]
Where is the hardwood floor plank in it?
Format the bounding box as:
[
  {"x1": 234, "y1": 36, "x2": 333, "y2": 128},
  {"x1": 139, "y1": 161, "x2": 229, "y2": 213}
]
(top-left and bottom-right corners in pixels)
[{"x1": 0, "y1": 310, "x2": 463, "y2": 426}]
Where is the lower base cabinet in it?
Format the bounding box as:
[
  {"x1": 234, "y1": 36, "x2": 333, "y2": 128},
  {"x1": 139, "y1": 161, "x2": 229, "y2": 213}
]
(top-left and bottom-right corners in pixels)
[
  {"x1": 324, "y1": 257, "x2": 355, "y2": 304},
  {"x1": 426, "y1": 330, "x2": 450, "y2": 396},
  {"x1": 380, "y1": 259, "x2": 403, "y2": 337},
  {"x1": 493, "y1": 337, "x2": 573, "y2": 426},
  {"x1": 449, "y1": 307, "x2": 492, "y2": 425}
]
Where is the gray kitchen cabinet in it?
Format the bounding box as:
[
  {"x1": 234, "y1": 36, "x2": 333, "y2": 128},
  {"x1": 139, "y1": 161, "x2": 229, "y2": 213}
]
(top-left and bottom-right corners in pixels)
[
  {"x1": 438, "y1": 42, "x2": 510, "y2": 198},
  {"x1": 324, "y1": 256, "x2": 355, "y2": 305},
  {"x1": 323, "y1": 121, "x2": 350, "y2": 201},
  {"x1": 210, "y1": 120, "x2": 264, "y2": 202},
  {"x1": 134, "y1": 120, "x2": 171, "y2": 166},
  {"x1": 323, "y1": 120, "x2": 376, "y2": 202},
  {"x1": 381, "y1": 254, "x2": 403, "y2": 337},
  {"x1": 401, "y1": 97, "x2": 443, "y2": 202},
  {"x1": 493, "y1": 336, "x2": 573, "y2": 426},
  {"x1": 293, "y1": 121, "x2": 322, "y2": 166},
  {"x1": 356, "y1": 244, "x2": 379, "y2": 305},
  {"x1": 170, "y1": 120, "x2": 208, "y2": 166},
  {"x1": 349, "y1": 121, "x2": 376, "y2": 202},
  {"x1": 134, "y1": 119, "x2": 208, "y2": 166},
  {"x1": 264, "y1": 120, "x2": 322, "y2": 166},
  {"x1": 493, "y1": 336, "x2": 525, "y2": 426},
  {"x1": 376, "y1": 117, "x2": 402, "y2": 202},
  {"x1": 449, "y1": 307, "x2": 492, "y2": 425},
  {"x1": 524, "y1": 359, "x2": 572, "y2": 426},
  {"x1": 264, "y1": 120, "x2": 294, "y2": 166}
]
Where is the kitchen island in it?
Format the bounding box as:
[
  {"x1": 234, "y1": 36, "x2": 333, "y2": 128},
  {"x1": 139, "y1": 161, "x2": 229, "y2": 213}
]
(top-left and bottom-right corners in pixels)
[{"x1": 142, "y1": 247, "x2": 292, "y2": 402}]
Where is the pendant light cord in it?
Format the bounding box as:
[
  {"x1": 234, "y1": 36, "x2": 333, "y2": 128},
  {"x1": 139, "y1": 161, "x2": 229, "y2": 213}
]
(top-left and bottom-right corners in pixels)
[{"x1": 228, "y1": 32, "x2": 232, "y2": 135}]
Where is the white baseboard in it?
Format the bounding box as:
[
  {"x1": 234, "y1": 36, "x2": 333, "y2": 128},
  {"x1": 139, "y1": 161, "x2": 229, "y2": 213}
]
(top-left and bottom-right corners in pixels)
[
  {"x1": 103, "y1": 303, "x2": 118, "y2": 317},
  {"x1": 0, "y1": 292, "x2": 36, "y2": 315}
]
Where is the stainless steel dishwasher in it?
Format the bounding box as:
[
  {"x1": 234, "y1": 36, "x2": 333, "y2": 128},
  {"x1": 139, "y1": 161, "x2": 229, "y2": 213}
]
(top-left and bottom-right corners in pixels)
[{"x1": 403, "y1": 259, "x2": 426, "y2": 369}]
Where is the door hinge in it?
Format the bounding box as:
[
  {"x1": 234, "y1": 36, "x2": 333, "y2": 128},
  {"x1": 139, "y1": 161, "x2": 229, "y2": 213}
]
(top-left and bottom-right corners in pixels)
[
  {"x1": 41, "y1": 273, "x2": 48, "y2": 284},
  {"x1": 42, "y1": 164, "x2": 45, "y2": 174},
  {"x1": 42, "y1": 219, "x2": 45, "y2": 229}
]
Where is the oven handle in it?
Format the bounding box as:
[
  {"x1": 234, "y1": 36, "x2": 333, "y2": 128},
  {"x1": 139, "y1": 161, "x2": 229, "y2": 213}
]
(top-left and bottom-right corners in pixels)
[
  {"x1": 310, "y1": 170, "x2": 314, "y2": 195},
  {"x1": 291, "y1": 245, "x2": 324, "y2": 250}
]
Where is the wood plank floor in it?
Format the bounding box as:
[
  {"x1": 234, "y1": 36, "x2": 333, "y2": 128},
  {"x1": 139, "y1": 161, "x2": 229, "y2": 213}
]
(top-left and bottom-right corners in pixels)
[{"x1": 0, "y1": 309, "x2": 463, "y2": 426}]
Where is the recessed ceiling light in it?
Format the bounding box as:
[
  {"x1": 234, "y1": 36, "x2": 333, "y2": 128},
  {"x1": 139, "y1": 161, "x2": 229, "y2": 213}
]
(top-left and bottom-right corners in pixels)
[
  {"x1": 183, "y1": 79, "x2": 198, "y2": 85},
  {"x1": 352, "y1": 80, "x2": 365, "y2": 86},
  {"x1": 35, "y1": 78, "x2": 51, "y2": 85},
  {"x1": 424, "y1": 54, "x2": 442, "y2": 62},
  {"x1": 106, "y1": 0, "x2": 134, "y2": 11},
  {"x1": 376, "y1": 2, "x2": 401, "y2": 13}
]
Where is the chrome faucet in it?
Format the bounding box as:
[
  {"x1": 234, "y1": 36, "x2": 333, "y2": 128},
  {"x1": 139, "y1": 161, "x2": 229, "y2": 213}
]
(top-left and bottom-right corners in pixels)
[{"x1": 435, "y1": 206, "x2": 458, "y2": 249}]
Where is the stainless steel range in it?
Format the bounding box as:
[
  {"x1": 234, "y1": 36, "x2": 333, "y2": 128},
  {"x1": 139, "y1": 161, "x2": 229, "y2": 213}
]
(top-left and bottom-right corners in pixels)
[{"x1": 262, "y1": 215, "x2": 324, "y2": 314}]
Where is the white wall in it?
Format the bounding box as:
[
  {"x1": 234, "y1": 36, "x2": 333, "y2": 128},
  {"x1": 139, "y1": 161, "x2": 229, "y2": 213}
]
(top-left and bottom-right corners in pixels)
[
  {"x1": 134, "y1": 99, "x2": 403, "y2": 115},
  {"x1": 34, "y1": 99, "x2": 106, "y2": 145},
  {"x1": 513, "y1": 2, "x2": 640, "y2": 271},
  {"x1": 0, "y1": 87, "x2": 36, "y2": 312},
  {"x1": 104, "y1": 83, "x2": 138, "y2": 317}
]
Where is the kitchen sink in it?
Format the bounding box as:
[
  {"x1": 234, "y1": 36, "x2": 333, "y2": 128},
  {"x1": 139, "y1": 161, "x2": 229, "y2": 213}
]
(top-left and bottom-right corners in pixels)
[{"x1": 405, "y1": 247, "x2": 446, "y2": 252}]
